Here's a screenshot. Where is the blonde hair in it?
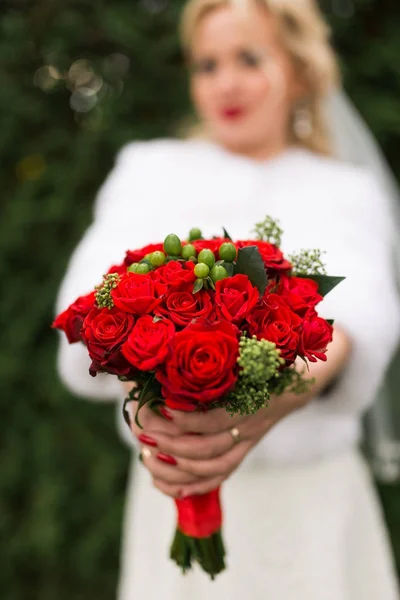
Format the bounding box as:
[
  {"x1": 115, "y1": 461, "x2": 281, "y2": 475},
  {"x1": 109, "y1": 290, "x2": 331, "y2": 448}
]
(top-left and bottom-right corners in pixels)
[{"x1": 179, "y1": 0, "x2": 341, "y2": 156}]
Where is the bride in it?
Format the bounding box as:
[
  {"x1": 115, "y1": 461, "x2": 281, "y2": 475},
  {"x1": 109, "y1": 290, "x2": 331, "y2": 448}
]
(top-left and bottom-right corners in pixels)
[{"x1": 55, "y1": 0, "x2": 400, "y2": 598}]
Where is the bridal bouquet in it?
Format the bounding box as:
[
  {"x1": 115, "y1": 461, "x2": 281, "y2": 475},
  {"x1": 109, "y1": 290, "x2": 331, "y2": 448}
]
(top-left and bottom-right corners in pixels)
[{"x1": 53, "y1": 216, "x2": 343, "y2": 579}]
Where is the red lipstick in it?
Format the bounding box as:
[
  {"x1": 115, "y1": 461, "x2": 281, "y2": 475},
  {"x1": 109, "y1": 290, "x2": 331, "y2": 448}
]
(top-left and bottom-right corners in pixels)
[{"x1": 220, "y1": 107, "x2": 245, "y2": 120}]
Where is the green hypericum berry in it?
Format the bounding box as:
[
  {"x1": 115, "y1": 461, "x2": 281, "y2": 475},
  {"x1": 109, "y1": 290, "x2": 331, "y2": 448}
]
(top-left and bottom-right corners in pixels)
[
  {"x1": 189, "y1": 227, "x2": 202, "y2": 241},
  {"x1": 136, "y1": 263, "x2": 150, "y2": 275},
  {"x1": 198, "y1": 249, "x2": 215, "y2": 269},
  {"x1": 181, "y1": 244, "x2": 197, "y2": 260},
  {"x1": 150, "y1": 251, "x2": 166, "y2": 267},
  {"x1": 164, "y1": 234, "x2": 182, "y2": 256},
  {"x1": 210, "y1": 264, "x2": 228, "y2": 282},
  {"x1": 219, "y1": 242, "x2": 237, "y2": 262},
  {"x1": 194, "y1": 263, "x2": 210, "y2": 278},
  {"x1": 128, "y1": 263, "x2": 140, "y2": 273}
]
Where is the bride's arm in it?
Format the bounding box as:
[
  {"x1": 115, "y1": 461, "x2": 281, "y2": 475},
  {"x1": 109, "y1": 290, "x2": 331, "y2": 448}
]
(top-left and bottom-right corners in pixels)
[
  {"x1": 133, "y1": 172, "x2": 400, "y2": 497},
  {"x1": 310, "y1": 172, "x2": 400, "y2": 415},
  {"x1": 55, "y1": 142, "x2": 144, "y2": 400},
  {"x1": 132, "y1": 325, "x2": 352, "y2": 498}
]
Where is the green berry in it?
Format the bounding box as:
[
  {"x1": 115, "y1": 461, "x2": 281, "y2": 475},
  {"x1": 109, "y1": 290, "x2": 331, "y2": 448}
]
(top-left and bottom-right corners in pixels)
[
  {"x1": 164, "y1": 234, "x2": 182, "y2": 256},
  {"x1": 210, "y1": 265, "x2": 228, "y2": 282},
  {"x1": 181, "y1": 244, "x2": 197, "y2": 260},
  {"x1": 194, "y1": 263, "x2": 210, "y2": 279},
  {"x1": 198, "y1": 249, "x2": 215, "y2": 269},
  {"x1": 136, "y1": 263, "x2": 150, "y2": 275},
  {"x1": 219, "y1": 242, "x2": 237, "y2": 262},
  {"x1": 189, "y1": 227, "x2": 202, "y2": 241},
  {"x1": 149, "y1": 251, "x2": 166, "y2": 267},
  {"x1": 127, "y1": 263, "x2": 139, "y2": 273}
]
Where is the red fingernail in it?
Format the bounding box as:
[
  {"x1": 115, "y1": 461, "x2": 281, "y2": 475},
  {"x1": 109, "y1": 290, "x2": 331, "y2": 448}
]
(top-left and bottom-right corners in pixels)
[
  {"x1": 160, "y1": 407, "x2": 173, "y2": 421},
  {"x1": 157, "y1": 453, "x2": 177, "y2": 466},
  {"x1": 138, "y1": 434, "x2": 158, "y2": 448}
]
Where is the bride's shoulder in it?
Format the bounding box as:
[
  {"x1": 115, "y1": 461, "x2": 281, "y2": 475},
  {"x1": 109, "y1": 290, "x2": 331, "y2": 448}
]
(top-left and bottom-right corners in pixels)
[
  {"x1": 293, "y1": 150, "x2": 391, "y2": 232},
  {"x1": 94, "y1": 137, "x2": 240, "y2": 220},
  {"x1": 298, "y1": 149, "x2": 376, "y2": 194},
  {"x1": 290, "y1": 149, "x2": 387, "y2": 218},
  {"x1": 116, "y1": 137, "x2": 222, "y2": 172}
]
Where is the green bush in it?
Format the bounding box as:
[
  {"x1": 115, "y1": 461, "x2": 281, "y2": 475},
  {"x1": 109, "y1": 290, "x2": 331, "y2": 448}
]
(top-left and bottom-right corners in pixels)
[{"x1": 1, "y1": 1, "x2": 399, "y2": 598}]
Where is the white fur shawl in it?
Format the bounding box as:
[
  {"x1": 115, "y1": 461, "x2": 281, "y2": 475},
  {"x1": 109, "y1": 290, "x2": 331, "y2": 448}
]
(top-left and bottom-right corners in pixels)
[{"x1": 55, "y1": 139, "x2": 400, "y2": 463}]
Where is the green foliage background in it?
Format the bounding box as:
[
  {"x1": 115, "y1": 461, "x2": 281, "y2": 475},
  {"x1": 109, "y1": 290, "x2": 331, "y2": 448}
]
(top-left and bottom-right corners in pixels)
[{"x1": 1, "y1": 1, "x2": 400, "y2": 598}]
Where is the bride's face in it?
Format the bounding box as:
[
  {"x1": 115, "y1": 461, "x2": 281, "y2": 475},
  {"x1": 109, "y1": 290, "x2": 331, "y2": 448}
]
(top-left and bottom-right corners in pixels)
[{"x1": 189, "y1": 3, "x2": 303, "y2": 156}]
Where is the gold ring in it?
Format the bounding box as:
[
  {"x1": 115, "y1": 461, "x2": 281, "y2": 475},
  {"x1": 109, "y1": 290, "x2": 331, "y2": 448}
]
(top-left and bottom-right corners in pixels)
[{"x1": 229, "y1": 427, "x2": 241, "y2": 445}]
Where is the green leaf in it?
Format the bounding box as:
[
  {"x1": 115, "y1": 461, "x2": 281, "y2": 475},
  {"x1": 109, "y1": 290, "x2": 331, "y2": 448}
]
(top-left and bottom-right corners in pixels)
[
  {"x1": 122, "y1": 386, "x2": 138, "y2": 427},
  {"x1": 299, "y1": 274, "x2": 345, "y2": 297},
  {"x1": 122, "y1": 396, "x2": 132, "y2": 427},
  {"x1": 135, "y1": 375, "x2": 160, "y2": 429},
  {"x1": 222, "y1": 262, "x2": 234, "y2": 277},
  {"x1": 234, "y1": 246, "x2": 267, "y2": 296},
  {"x1": 153, "y1": 315, "x2": 163, "y2": 323},
  {"x1": 222, "y1": 227, "x2": 232, "y2": 240},
  {"x1": 193, "y1": 278, "x2": 204, "y2": 294},
  {"x1": 214, "y1": 260, "x2": 224, "y2": 267},
  {"x1": 327, "y1": 319, "x2": 335, "y2": 326},
  {"x1": 206, "y1": 276, "x2": 216, "y2": 291}
]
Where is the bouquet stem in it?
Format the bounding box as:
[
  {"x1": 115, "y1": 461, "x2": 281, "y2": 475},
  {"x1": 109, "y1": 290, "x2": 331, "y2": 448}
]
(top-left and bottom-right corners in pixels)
[
  {"x1": 170, "y1": 528, "x2": 225, "y2": 579},
  {"x1": 170, "y1": 487, "x2": 226, "y2": 579}
]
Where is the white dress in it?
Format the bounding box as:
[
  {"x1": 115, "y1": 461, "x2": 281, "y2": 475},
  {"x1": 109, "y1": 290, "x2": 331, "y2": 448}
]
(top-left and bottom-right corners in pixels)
[{"x1": 56, "y1": 139, "x2": 400, "y2": 599}]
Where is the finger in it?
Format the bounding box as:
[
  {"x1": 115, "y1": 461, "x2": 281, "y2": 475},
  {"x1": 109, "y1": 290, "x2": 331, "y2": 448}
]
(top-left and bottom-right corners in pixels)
[
  {"x1": 130, "y1": 402, "x2": 182, "y2": 438},
  {"x1": 153, "y1": 479, "x2": 184, "y2": 499},
  {"x1": 168, "y1": 407, "x2": 246, "y2": 434},
  {"x1": 180, "y1": 475, "x2": 225, "y2": 498},
  {"x1": 140, "y1": 447, "x2": 202, "y2": 485},
  {"x1": 151, "y1": 413, "x2": 275, "y2": 461},
  {"x1": 152, "y1": 430, "x2": 238, "y2": 460},
  {"x1": 175, "y1": 440, "x2": 253, "y2": 478}
]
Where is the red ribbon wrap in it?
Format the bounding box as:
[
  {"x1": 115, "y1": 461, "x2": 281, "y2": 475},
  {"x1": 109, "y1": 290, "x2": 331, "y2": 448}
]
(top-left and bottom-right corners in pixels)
[{"x1": 174, "y1": 487, "x2": 222, "y2": 538}]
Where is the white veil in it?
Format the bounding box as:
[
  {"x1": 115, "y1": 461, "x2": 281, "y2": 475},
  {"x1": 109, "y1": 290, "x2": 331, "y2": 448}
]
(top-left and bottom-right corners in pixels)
[{"x1": 325, "y1": 90, "x2": 400, "y2": 483}]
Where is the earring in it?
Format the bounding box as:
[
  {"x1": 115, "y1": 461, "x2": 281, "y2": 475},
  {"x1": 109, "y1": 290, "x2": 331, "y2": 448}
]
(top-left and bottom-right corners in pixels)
[{"x1": 293, "y1": 103, "x2": 313, "y2": 140}]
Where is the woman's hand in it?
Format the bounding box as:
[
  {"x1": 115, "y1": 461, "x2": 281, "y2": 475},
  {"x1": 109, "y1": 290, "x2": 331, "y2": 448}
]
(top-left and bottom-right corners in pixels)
[
  {"x1": 127, "y1": 387, "x2": 306, "y2": 499},
  {"x1": 126, "y1": 325, "x2": 352, "y2": 498},
  {"x1": 124, "y1": 383, "x2": 235, "y2": 499},
  {"x1": 137, "y1": 389, "x2": 307, "y2": 498}
]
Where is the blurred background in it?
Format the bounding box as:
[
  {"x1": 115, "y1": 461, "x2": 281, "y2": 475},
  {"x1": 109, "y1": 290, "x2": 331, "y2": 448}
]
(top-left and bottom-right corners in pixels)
[{"x1": 1, "y1": 0, "x2": 400, "y2": 598}]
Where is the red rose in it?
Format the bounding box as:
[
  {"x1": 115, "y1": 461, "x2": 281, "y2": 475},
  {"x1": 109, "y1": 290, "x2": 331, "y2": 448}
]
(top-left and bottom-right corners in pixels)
[
  {"x1": 107, "y1": 262, "x2": 127, "y2": 276},
  {"x1": 237, "y1": 240, "x2": 292, "y2": 273},
  {"x1": 152, "y1": 260, "x2": 196, "y2": 293},
  {"x1": 111, "y1": 272, "x2": 161, "y2": 315},
  {"x1": 299, "y1": 313, "x2": 333, "y2": 363},
  {"x1": 122, "y1": 316, "x2": 175, "y2": 371},
  {"x1": 124, "y1": 243, "x2": 164, "y2": 266},
  {"x1": 156, "y1": 320, "x2": 239, "y2": 407},
  {"x1": 156, "y1": 288, "x2": 214, "y2": 328},
  {"x1": 248, "y1": 294, "x2": 302, "y2": 361},
  {"x1": 81, "y1": 307, "x2": 135, "y2": 376},
  {"x1": 277, "y1": 275, "x2": 323, "y2": 316},
  {"x1": 52, "y1": 291, "x2": 96, "y2": 343},
  {"x1": 192, "y1": 238, "x2": 231, "y2": 256},
  {"x1": 215, "y1": 274, "x2": 259, "y2": 324}
]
